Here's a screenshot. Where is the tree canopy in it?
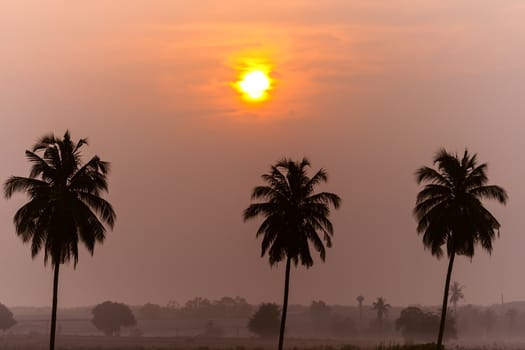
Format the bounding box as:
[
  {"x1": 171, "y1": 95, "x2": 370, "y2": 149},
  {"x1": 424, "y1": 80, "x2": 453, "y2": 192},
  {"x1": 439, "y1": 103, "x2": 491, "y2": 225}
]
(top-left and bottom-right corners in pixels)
[{"x1": 92, "y1": 301, "x2": 136, "y2": 336}]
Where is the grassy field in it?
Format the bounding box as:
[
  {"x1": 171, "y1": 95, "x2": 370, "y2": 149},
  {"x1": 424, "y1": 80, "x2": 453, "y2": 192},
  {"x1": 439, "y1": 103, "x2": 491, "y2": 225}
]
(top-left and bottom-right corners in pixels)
[
  {"x1": 0, "y1": 335, "x2": 521, "y2": 350},
  {"x1": 0, "y1": 335, "x2": 348, "y2": 350}
]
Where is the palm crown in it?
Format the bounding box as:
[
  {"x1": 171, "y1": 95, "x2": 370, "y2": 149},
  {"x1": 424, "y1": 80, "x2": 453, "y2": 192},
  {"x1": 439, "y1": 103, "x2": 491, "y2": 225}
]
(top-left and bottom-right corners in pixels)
[
  {"x1": 4, "y1": 131, "x2": 116, "y2": 266},
  {"x1": 243, "y1": 158, "x2": 341, "y2": 267},
  {"x1": 414, "y1": 149, "x2": 507, "y2": 258},
  {"x1": 372, "y1": 297, "x2": 391, "y2": 320}
]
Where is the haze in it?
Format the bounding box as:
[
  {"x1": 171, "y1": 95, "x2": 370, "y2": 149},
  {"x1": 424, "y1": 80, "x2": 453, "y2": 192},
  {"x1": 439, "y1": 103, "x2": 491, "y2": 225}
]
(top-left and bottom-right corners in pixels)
[{"x1": 1, "y1": 1, "x2": 525, "y2": 309}]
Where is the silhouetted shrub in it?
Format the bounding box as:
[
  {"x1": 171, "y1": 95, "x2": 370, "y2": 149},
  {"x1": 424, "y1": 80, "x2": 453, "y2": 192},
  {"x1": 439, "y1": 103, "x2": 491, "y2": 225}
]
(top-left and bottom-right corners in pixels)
[
  {"x1": 92, "y1": 301, "x2": 136, "y2": 336},
  {"x1": 248, "y1": 303, "x2": 280, "y2": 337},
  {"x1": 0, "y1": 303, "x2": 16, "y2": 331},
  {"x1": 396, "y1": 307, "x2": 456, "y2": 343}
]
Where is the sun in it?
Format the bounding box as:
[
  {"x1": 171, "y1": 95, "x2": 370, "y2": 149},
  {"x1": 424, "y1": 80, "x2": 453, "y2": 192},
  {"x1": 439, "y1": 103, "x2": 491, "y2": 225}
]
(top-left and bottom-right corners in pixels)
[{"x1": 234, "y1": 70, "x2": 273, "y2": 102}]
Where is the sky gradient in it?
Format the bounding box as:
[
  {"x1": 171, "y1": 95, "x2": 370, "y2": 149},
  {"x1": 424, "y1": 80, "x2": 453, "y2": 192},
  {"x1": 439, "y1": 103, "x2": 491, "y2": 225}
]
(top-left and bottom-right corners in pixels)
[{"x1": 1, "y1": 1, "x2": 525, "y2": 308}]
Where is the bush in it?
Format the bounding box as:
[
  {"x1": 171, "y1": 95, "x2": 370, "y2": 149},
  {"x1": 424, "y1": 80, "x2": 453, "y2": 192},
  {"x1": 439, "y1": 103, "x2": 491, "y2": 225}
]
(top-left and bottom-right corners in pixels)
[
  {"x1": 92, "y1": 301, "x2": 136, "y2": 336},
  {"x1": 0, "y1": 303, "x2": 16, "y2": 331},
  {"x1": 395, "y1": 307, "x2": 456, "y2": 343},
  {"x1": 248, "y1": 303, "x2": 280, "y2": 337}
]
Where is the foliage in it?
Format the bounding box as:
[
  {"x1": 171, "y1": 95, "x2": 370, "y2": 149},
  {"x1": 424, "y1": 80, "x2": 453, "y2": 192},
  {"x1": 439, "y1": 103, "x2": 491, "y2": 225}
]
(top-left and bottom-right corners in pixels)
[
  {"x1": 0, "y1": 303, "x2": 16, "y2": 331},
  {"x1": 4, "y1": 130, "x2": 116, "y2": 266},
  {"x1": 243, "y1": 157, "x2": 341, "y2": 267},
  {"x1": 309, "y1": 300, "x2": 332, "y2": 324},
  {"x1": 396, "y1": 307, "x2": 457, "y2": 343},
  {"x1": 137, "y1": 303, "x2": 163, "y2": 320},
  {"x1": 449, "y1": 282, "x2": 464, "y2": 310},
  {"x1": 415, "y1": 148, "x2": 507, "y2": 259},
  {"x1": 372, "y1": 297, "x2": 391, "y2": 321},
  {"x1": 177, "y1": 296, "x2": 253, "y2": 319},
  {"x1": 92, "y1": 301, "x2": 136, "y2": 336},
  {"x1": 248, "y1": 303, "x2": 280, "y2": 338}
]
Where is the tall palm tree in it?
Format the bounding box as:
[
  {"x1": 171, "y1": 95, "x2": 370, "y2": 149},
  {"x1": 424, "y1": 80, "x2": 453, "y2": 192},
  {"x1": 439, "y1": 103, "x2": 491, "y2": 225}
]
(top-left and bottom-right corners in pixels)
[
  {"x1": 449, "y1": 281, "x2": 465, "y2": 314},
  {"x1": 4, "y1": 131, "x2": 116, "y2": 350},
  {"x1": 372, "y1": 297, "x2": 390, "y2": 331},
  {"x1": 414, "y1": 148, "x2": 507, "y2": 349},
  {"x1": 243, "y1": 158, "x2": 340, "y2": 350},
  {"x1": 356, "y1": 295, "x2": 365, "y2": 329}
]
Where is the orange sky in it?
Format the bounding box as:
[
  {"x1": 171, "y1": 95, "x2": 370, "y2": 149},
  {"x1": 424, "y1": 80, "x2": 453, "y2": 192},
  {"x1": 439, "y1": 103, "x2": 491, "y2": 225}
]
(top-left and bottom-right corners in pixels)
[{"x1": 1, "y1": 1, "x2": 525, "y2": 308}]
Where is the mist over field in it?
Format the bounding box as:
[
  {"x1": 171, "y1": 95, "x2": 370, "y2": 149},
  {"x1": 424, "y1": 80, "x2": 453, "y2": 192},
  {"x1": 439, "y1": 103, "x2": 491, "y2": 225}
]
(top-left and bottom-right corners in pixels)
[{"x1": 1, "y1": 298, "x2": 525, "y2": 350}]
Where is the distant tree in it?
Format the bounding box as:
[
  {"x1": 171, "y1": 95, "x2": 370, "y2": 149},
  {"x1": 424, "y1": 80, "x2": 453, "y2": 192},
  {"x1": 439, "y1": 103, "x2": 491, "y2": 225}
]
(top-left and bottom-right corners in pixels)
[
  {"x1": 372, "y1": 297, "x2": 391, "y2": 329},
  {"x1": 356, "y1": 295, "x2": 364, "y2": 329},
  {"x1": 214, "y1": 296, "x2": 253, "y2": 318},
  {"x1": 449, "y1": 281, "x2": 465, "y2": 313},
  {"x1": 248, "y1": 303, "x2": 280, "y2": 338},
  {"x1": 181, "y1": 297, "x2": 213, "y2": 318},
  {"x1": 396, "y1": 307, "x2": 428, "y2": 342},
  {"x1": 92, "y1": 301, "x2": 136, "y2": 336},
  {"x1": 167, "y1": 300, "x2": 180, "y2": 309},
  {"x1": 414, "y1": 149, "x2": 507, "y2": 348},
  {"x1": 0, "y1": 303, "x2": 16, "y2": 332},
  {"x1": 309, "y1": 300, "x2": 332, "y2": 325},
  {"x1": 137, "y1": 303, "x2": 163, "y2": 320},
  {"x1": 396, "y1": 306, "x2": 457, "y2": 343},
  {"x1": 3, "y1": 131, "x2": 116, "y2": 350},
  {"x1": 244, "y1": 158, "x2": 340, "y2": 350}
]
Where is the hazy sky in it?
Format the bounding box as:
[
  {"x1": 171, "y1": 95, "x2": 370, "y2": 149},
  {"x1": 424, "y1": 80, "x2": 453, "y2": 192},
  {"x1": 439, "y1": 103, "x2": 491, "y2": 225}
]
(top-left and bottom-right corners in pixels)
[{"x1": 1, "y1": 1, "x2": 525, "y2": 308}]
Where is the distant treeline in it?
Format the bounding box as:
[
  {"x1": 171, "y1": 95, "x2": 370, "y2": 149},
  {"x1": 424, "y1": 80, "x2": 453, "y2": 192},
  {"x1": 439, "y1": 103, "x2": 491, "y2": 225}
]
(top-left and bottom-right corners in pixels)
[{"x1": 135, "y1": 296, "x2": 254, "y2": 320}]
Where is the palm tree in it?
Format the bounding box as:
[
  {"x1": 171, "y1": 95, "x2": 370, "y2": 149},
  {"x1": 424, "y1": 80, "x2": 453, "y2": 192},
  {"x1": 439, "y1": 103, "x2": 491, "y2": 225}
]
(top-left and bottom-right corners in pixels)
[
  {"x1": 372, "y1": 297, "x2": 391, "y2": 331},
  {"x1": 449, "y1": 281, "x2": 465, "y2": 314},
  {"x1": 4, "y1": 131, "x2": 116, "y2": 350},
  {"x1": 356, "y1": 295, "x2": 364, "y2": 329},
  {"x1": 243, "y1": 158, "x2": 340, "y2": 350},
  {"x1": 355, "y1": 295, "x2": 365, "y2": 328},
  {"x1": 414, "y1": 149, "x2": 507, "y2": 349}
]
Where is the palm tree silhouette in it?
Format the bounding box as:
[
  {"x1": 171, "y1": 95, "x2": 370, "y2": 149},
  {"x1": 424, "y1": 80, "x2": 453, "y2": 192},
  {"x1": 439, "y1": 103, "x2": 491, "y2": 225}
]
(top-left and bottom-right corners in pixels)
[
  {"x1": 356, "y1": 295, "x2": 364, "y2": 330},
  {"x1": 4, "y1": 131, "x2": 116, "y2": 350},
  {"x1": 449, "y1": 281, "x2": 465, "y2": 314},
  {"x1": 372, "y1": 297, "x2": 390, "y2": 331},
  {"x1": 414, "y1": 149, "x2": 507, "y2": 349},
  {"x1": 243, "y1": 158, "x2": 340, "y2": 350}
]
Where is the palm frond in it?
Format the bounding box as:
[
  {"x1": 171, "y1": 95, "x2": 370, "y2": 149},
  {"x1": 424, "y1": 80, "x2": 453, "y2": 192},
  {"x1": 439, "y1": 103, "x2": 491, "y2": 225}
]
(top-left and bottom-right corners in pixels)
[
  {"x1": 4, "y1": 177, "x2": 48, "y2": 199},
  {"x1": 307, "y1": 192, "x2": 341, "y2": 209},
  {"x1": 75, "y1": 192, "x2": 116, "y2": 229},
  {"x1": 469, "y1": 185, "x2": 508, "y2": 204},
  {"x1": 415, "y1": 167, "x2": 451, "y2": 186}
]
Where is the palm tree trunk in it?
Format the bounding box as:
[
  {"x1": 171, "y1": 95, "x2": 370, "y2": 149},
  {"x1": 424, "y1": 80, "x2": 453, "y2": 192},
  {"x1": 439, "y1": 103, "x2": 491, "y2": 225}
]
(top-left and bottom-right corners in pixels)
[
  {"x1": 49, "y1": 262, "x2": 60, "y2": 350},
  {"x1": 278, "y1": 257, "x2": 291, "y2": 350},
  {"x1": 358, "y1": 304, "x2": 362, "y2": 330},
  {"x1": 437, "y1": 251, "x2": 455, "y2": 349}
]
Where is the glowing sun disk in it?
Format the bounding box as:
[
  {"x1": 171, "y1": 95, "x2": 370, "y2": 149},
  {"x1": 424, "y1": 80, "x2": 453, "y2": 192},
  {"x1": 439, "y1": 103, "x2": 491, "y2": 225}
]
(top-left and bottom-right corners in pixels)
[{"x1": 236, "y1": 70, "x2": 272, "y2": 101}]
